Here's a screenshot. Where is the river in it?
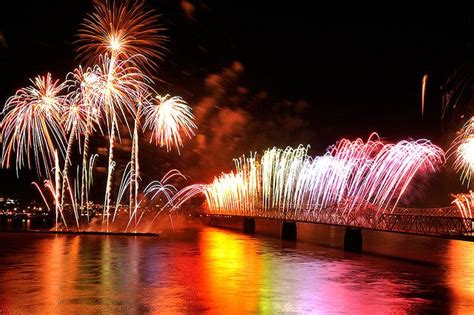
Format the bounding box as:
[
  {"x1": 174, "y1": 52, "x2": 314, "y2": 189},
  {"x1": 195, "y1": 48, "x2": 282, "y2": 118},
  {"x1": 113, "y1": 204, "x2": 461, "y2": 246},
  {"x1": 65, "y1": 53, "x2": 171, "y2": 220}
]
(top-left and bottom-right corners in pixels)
[{"x1": 0, "y1": 221, "x2": 473, "y2": 313}]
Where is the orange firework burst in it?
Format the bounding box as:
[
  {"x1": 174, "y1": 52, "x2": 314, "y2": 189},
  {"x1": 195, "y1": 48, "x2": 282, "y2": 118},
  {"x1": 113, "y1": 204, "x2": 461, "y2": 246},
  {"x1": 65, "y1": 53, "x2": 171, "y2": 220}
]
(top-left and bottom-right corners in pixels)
[
  {"x1": 75, "y1": 0, "x2": 166, "y2": 72},
  {"x1": 1, "y1": 73, "x2": 67, "y2": 177}
]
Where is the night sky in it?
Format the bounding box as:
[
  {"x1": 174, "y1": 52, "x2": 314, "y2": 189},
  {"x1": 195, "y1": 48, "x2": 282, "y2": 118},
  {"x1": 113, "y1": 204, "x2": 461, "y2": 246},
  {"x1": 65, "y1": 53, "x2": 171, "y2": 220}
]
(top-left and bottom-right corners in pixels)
[{"x1": 0, "y1": 1, "x2": 473, "y2": 201}]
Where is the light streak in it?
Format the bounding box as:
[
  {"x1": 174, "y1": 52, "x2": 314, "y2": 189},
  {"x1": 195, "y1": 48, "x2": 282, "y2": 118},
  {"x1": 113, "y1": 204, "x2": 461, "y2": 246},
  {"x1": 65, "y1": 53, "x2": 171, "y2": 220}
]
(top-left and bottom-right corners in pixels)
[
  {"x1": 451, "y1": 117, "x2": 474, "y2": 186},
  {"x1": 422, "y1": 74, "x2": 428, "y2": 118},
  {"x1": 203, "y1": 134, "x2": 445, "y2": 217},
  {"x1": 76, "y1": 0, "x2": 166, "y2": 73},
  {"x1": 1, "y1": 73, "x2": 67, "y2": 178},
  {"x1": 143, "y1": 94, "x2": 197, "y2": 153}
]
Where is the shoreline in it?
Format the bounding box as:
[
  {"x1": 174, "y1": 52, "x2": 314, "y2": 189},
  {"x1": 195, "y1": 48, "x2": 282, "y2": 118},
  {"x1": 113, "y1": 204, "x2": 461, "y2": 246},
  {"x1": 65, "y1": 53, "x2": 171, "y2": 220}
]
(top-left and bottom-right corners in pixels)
[{"x1": 0, "y1": 229, "x2": 160, "y2": 237}]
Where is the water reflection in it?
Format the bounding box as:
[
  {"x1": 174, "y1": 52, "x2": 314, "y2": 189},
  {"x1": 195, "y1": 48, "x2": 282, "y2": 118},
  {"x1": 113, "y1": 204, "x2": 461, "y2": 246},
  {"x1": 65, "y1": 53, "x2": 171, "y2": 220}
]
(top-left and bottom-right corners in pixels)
[
  {"x1": 0, "y1": 228, "x2": 472, "y2": 313},
  {"x1": 200, "y1": 229, "x2": 262, "y2": 312},
  {"x1": 447, "y1": 240, "x2": 474, "y2": 314}
]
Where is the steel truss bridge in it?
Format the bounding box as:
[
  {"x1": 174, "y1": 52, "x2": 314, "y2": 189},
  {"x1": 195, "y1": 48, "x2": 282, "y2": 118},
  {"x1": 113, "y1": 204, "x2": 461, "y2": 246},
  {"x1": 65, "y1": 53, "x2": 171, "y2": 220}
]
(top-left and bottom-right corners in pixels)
[{"x1": 205, "y1": 205, "x2": 474, "y2": 241}]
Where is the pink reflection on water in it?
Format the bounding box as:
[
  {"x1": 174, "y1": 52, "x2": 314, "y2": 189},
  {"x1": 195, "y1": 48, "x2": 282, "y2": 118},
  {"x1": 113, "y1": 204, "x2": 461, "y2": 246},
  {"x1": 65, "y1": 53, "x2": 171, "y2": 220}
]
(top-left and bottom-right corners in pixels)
[{"x1": 0, "y1": 227, "x2": 471, "y2": 313}]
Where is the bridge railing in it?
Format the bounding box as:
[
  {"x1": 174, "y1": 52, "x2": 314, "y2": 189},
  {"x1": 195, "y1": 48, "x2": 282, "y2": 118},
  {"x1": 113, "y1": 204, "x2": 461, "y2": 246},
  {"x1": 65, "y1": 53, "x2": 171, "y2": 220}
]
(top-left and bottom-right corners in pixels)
[{"x1": 204, "y1": 206, "x2": 474, "y2": 239}]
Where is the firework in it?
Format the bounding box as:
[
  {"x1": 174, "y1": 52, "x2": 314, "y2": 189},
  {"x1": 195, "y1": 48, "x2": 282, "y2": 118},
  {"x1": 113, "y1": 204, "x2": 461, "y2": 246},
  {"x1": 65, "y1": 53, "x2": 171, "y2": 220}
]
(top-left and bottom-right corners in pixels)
[
  {"x1": 76, "y1": 0, "x2": 166, "y2": 73},
  {"x1": 60, "y1": 93, "x2": 96, "y2": 212},
  {"x1": 76, "y1": 0, "x2": 168, "y2": 228},
  {"x1": 63, "y1": 94, "x2": 93, "y2": 139},
  {"x1": 1, "y1": 73, "x2": 67, "y2": 177},
  {"x1": 452, "y1": 192, "x2": 474, "y2": 220},
  {"x1": 112, "y1": 162, "x2": 133, "y2": 223},
  {"x1": 421, "y1": 74, "x2": 428, "y2": 118},
  {"x1": 451, "y1": 117, "x2": 474, "y2": 186},
  {"x1": 143, "y1": 94, "x2": 197, "y2": 153},
  {"x1": 129, "y1": 104, "x2": 141, "y2": 227},
  {"x1": 203, "y1": 134, "x2": 445, "y2": 220},
  {"x1": 66, "y1": 66, "x2": 101, "y2": 212},
  {"x1": 68, "y1": 56, "x2": 152, "y2": 227},
  {"x1": 139, "y1": 169, "x2": 189, "y2": 229}
]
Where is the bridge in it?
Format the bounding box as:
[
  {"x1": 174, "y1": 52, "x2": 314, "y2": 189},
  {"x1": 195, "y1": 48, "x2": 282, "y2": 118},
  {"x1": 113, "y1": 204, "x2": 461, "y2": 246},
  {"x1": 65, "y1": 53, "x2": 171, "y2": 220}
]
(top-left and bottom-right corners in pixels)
[
  {"x1": 198, "y1": 140, "x2": 473, "y2": 251},
  {"x1": 204, "y1": 206, "x2": 474, "y2": 252}
]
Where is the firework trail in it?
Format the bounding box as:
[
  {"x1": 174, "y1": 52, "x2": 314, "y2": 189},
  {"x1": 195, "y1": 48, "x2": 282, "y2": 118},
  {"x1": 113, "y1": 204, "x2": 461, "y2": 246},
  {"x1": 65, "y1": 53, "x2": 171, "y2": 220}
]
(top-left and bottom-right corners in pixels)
[
  {"x1": 76, "y1": 0, "x2": 159, "y2": 227},
  {"x1": 32, "y1": 153, "x2": 71, "y2": 230},
  {"x1": 32, "y1": 182, "x2": 51, "y2": 212},
  {"x1": 99, "y1": 55, "x2": 154, "y2": 227},
  {"x1": 66, "y1": 66, "x2": 103, "y2": 212},
  {"x1": 59, "y1": 95, "x2": 92, "y2": 224},
  {"x1": 84, "y1": 154, "x2": 98, "y2": 221},
  {"x1": 68, "y1": 55, "x2": 151, "y2": 227},
  {"x1": 1, "y1": 73, "x2": 67, "y2": 178},
  {"x1": 129, "y1": 100, "x2": 143, "y2": 228},
  {"x1": 203, "y1": 134, "x2": 444, "y2": 220},
  {"x1": 127, "y1": 93, "x2": 196, "y2": 229},
  {"x1": 112, "y1": 162, "x2": 132, "y2": 223},
  {"x1": 130, "y1": 116, "x2": 139, "y2": 225},
  {"x1": 421, "y1": 74, "x2": 428, "y2": 118}
]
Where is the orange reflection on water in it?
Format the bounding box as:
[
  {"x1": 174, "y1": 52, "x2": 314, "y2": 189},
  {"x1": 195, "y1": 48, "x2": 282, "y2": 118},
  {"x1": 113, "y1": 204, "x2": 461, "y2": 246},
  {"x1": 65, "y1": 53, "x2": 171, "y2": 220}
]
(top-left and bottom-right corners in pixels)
[
  {"x1": 200, "y1": 228, "x2": 262, "y2": 313},
  {"x1": 447, "y1": 240, "x2": 474, "y2": 313},
  {"x1": 41, "y1": 235, "x2": 82, "y2": 314}
]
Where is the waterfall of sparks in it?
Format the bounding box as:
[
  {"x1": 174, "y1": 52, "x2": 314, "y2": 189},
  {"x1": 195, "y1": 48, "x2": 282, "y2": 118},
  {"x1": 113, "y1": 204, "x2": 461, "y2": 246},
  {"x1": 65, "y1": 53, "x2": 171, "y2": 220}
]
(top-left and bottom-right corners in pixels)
[
  {"x1": 452, "y1": 192, "x2": 474, "y2": 219},
  {"x1": 203, "y1": 134, "x2": 445, "y2": 219},
  {"x1": 451, "y1": 117, "x2": 474, "y2": 187}
]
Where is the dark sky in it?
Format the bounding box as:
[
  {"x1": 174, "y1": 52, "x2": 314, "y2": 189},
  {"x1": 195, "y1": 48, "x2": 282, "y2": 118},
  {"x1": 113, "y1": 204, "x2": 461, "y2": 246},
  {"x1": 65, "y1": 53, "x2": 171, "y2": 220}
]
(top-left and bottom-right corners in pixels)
[{"x1": 0, "y1": 1, "x2": 473, "y2": 200}]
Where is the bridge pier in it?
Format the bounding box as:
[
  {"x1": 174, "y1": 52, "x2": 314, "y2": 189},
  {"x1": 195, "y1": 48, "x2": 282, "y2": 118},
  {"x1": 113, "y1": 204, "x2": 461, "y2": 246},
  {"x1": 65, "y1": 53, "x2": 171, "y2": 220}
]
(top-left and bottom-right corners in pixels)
[
  {"x1": 344, "y1": 228, "x2": 363, "y2": 252},
  {"x1": 243, "y1": 218, "x2": 256, "y2": 234},
  {"x1": 281, "y1": 221, "x2": 297, "y2": 241}
]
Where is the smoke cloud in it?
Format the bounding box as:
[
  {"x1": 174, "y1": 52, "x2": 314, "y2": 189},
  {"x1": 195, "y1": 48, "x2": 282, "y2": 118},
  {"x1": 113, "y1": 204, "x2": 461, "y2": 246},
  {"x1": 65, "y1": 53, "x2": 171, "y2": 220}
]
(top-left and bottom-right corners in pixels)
[{"x1": 178, "y1": 61, "x2": 314, "y2": 182}]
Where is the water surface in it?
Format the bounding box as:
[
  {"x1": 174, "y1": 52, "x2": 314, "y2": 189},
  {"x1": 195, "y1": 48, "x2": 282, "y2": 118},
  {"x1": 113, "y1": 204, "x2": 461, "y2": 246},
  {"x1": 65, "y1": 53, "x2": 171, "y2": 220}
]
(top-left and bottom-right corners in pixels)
[{"x1": 0, "y1": 226, "x2": 473, "y2": 313}]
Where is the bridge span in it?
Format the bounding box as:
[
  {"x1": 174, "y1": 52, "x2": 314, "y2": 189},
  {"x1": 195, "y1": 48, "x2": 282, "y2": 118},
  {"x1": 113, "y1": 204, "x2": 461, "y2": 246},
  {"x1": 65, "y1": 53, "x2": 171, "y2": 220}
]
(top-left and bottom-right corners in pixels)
[{"x1": 205, "y1": 206, "x2": 474, "y2": 252}]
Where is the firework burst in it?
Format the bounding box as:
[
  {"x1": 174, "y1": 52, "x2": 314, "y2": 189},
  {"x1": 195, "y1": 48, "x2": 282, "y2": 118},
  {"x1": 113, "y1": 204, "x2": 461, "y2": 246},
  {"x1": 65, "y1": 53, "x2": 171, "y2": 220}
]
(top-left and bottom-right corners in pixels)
[
  {"x1": 143, "y1": 94, "x2": 197, "y2": 153},
  {"x1": 76, "y1": 0, "x2": 166, "y2": 73},
  {"x1": 63, "y1": 93, "x2": 95, "y2": 139},
  {"x1": 450, "y1": 117, "x2": 474, "y2": 186},
  {"x1": 1, "y1": 73, "x2": 67, "y2": 177}
]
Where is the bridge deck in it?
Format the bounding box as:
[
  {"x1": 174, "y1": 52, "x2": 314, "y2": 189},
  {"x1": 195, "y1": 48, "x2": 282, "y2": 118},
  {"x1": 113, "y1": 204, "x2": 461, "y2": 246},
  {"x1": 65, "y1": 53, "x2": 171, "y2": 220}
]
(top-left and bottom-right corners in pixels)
[{"x1": 205, "y1": 207, "x2": 474, "y2": 241}]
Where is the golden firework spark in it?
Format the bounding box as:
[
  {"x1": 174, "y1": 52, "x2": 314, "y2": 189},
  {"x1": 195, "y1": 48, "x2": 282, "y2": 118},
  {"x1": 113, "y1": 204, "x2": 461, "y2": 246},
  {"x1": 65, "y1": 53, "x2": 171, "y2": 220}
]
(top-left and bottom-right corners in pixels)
[
  {"x1": 143, "y1": 94, "x2": 197, "y2": 153},
  {"x1": 76, "y1": 0, "x2": 166, "y2": 72},
  {"x1": 1, "y1": 73, "x2": 67, "y2": 177}
]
